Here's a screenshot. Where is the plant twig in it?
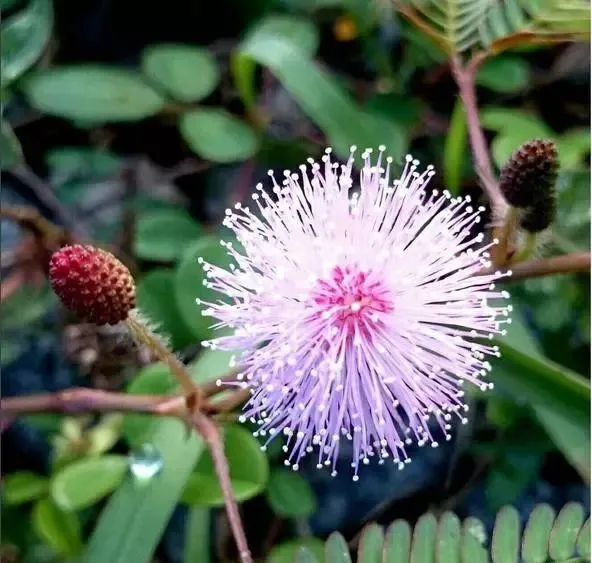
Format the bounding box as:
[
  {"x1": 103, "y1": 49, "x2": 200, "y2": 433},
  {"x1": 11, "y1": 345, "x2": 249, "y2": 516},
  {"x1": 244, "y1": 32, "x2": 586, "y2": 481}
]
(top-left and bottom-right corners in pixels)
[
  {"x1": 498, "y1": 252, "x2": 591, "y2": 282},
  {"x1": 0, "y1": 389, "x2": 184, "y2": 418},
  {"x1": 450, "y1": 55, "x2": 505, "y2": 218},
  {"x1": 191, "y1": 413, "x2": 253, "y2": 563}
]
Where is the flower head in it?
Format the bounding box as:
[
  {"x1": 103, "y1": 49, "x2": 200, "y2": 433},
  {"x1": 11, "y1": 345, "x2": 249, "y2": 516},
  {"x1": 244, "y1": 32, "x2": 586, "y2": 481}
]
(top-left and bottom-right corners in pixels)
[
  {"x1": 198, "y1": 147, "x2": 511, "y2": 478},
  {"x1": 50, "y1": 245, "x2": 136, "y2": 325}
]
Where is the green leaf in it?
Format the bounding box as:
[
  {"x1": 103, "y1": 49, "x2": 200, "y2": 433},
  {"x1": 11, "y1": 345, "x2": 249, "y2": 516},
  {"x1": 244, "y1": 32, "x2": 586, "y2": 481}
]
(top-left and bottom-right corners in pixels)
[
  {"x1": 363, "y1": 92, "x2": 421, "y2": 130},
  {"x1": 410, "y1": 514, "x2": 437, "y2": 563},
  {"x1": 480, "y1": 107, "x2": 551, "y2": 135},
  {"x1": 175, "y1": 235, "x2": 234, "y2": 341},
  {"x1": 179, "y1": 108, "x2": 259, "y2": 163},
  {"x1": 181, "y1": 424, "x2": 269, "y2": 506},
  {"x1": 436, "y1": 512, "x2": 461, "y2": 563},
  {"x1": 384, "y1": 520, "x2": 411, "y2": 563},
  {"x1": 46, "y1": 147, "x2": 122, "y2": 185},
  {"x1": 136, "y1": 269, "x2": 195, "y2": 351},
  {"x1": 134, "y1": 209, "x2": 202, "y2": 262},
  {"x1": 51, "y1": 455, "x2": 128, "y2": 511},
  {"x1": 325, "y1": 533, "x2": 351, "y2": 563},
  {"x1": 141, "y1": 44, "x2": 219, "y2": 103},
  {"x1": 267, "y1": 539, "x2": 325, "y2": 563},
  {"x1": 556, "y1": 129, "x2": 591, "y2": 170},
  {"x1": 521, "y1": 503, "x2": 555, "y2": 563},
  {"x1": 443, "y1": 97, "x2": 467, "y2": 195},
  {"x1": 549, "y1": 503, "x2": 584, "y2": 560},
  {"x1": 3, "y1": 471, "x2": 49, "y2": 505},
  {"x1": 576, "y1": 518, "x2": 590, "y2": 558},
  {"x1": 494, "y1": 308, "x2": 591, "y2": 480},
  {"x1": 265, "y1": 468, "x2": 317, "y2": 518},
  {"x1": 358, "y1": 523, "x2": 383, "y2": 563},
  {"x1": 238, "y1": 25, "x2": 402, "y2": 159},
  {"x1": 461, "y1": 517, "x2": 489, "y2": 563},
  {"x1": 183, "y1": 507, "x2": 211, "y2": 563},
  {"x1": 86, "y1": 414, "x2": 122, "y2": 455},
  {"x1": 0, "y1": 118, "x2": 23, "y2": 169},
  {"x1": 83, "y1": 349, "x2": 228, "y2": 563},
  {"x1": 1, "y1": 0, "x2": 53, "y2": 84},
  {"x1": 492, "y1": 506, "x2": 520, "y2": 563},
  {"x1": 122, "y1": 362, "x2": 176, "y2": 448},
  {"x1": 32, "y1": 498, "x2": 83, "y2": 557},
  {"x1": 233, "y1": 15, "x2": 319, "y2": 111},
  {"x1": 1, "y1": 282, "x2": 55, "y2": 330},
  {"x1": 476, "y1": 56, "x2": 530, "y2": 93},
  {"x1": 23, "y1": 66, "x2": 166, "y2": 122}
]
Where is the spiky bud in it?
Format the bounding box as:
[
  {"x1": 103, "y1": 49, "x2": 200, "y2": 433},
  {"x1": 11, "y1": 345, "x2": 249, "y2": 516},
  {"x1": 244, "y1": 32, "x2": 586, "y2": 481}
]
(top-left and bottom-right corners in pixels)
[
  {"x1": 49, "y1": 245, "x2": 136, "y2": 325},
  {"x1": 499, "y1": 139, "x2": 559, "y2": 208},
  {"x1": 520, "y1": 191, "x2": 557, "y2": 233}
]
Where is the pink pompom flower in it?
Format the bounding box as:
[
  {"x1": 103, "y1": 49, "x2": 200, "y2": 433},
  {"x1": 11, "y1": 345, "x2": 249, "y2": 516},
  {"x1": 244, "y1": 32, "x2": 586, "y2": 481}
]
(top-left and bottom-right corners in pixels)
[{"x1": 198, "y1": 146, "x2": 511, "y2": 479}]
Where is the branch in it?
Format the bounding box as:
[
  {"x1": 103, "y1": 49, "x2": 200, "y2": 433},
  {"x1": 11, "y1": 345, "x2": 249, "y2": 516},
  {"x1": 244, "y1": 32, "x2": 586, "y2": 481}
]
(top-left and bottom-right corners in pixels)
[
  {"x1": 0, "y1": 388, "x2": 184, "y2": 418},
  {"x1": 450, "y1": 55, "x2": 506, "y2": 219},
  {"x1": 499, "y1": 252, "x2": 591, "y2": 282}
]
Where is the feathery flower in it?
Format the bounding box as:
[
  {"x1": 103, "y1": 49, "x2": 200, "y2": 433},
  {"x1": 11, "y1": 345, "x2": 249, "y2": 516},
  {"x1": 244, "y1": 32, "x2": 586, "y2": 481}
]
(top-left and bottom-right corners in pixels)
[{"x1": 198, "y1": 147, "x2": 511, "y2": 479}]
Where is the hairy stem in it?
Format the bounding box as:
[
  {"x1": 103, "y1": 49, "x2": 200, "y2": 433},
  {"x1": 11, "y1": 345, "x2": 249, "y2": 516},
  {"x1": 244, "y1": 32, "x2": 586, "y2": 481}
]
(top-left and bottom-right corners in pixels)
[{"x1": 499, "y1": 252, "x2": 591, "y2": 282}]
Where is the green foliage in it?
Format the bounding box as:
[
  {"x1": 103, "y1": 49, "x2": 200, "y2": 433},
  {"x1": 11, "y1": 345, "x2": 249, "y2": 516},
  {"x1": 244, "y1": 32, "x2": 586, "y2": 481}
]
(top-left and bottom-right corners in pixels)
[
  {"x1": 23, "y1": 66, "x2": 167, "y2": 122},
  {"x1": 397, "y1": 0, "x2": 590, "y2": 54},
  {"x1": 476, "y1": 56, "x2": 530, "y2": 93},
  {"x1": 179, "y1": 108, "x2": 260, "y2": 163},
  {"x1": 32, "y1": 498, "x2": 83, "y2": 557},
  {"x1": 265, "y1": 468, "x2": 317, "y2": 518},
  {"x1": 181, "y1": 424, "x2": 269, "y2": 507},
  {"x1": 83, "y1": 350, "x2": 229, "y2": 563},
  {"x1": 294, "y1": 503, "x2": 590, "y2": 562},
  {"x1": 1, "y1": 0, "x2": 53, "y2": 85},
  {"x1": 3, "y1": 472, "x2": 50, "y2": 506},
  {"x1": 134, "y1": 208, "x2": 202, "y2": 262},
  {"x1": 141, "y1": 44, "x2": 220, "y2": 103},
  {"x1": 0, "y1": 118, "x2": 23, "y2": 169}
]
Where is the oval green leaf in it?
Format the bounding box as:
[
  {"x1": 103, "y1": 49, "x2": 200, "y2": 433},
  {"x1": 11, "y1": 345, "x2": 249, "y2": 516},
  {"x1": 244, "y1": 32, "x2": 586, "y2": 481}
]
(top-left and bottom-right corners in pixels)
[
  {"x1": 136, "y1": 269, "x2": 195, "y2": 350},
  {"x1": 1, "y1": 0, "x2": 53, "y2": 84},
  {"x1": 181, "y1": 424, "x2": 268, "y2": 507},
  {"x1": 134, "y1": 209, "x2": 202, "y2": 262},
  {"x1": 476, "y1": 57, "x2": 530, "y2": 93},
  {"x1": 23, "y1": 66, "x2": 166, "y2": 122},
  {"x1": 549, "y1": 502, "x2": 584, "y2": 560},
  {"x1": 265, "y1": 468, "x2": 317, "y2": 518},
  {"x1": 267, "y1": 539, "x2": 325, "y2": 563},
  {"x1": 411, "y1": 513, "x2": 437, "y2": 563},
  {"x1": 3, "y1": 471, "x2": 49, "y2": 505},
  {"x1": 358, "y1": 523, "x2": 384, "y2": 563},
  {"x1": 491, "y1": 505, "x2": 520, "y2": 563},
  {"x1": 461, "y1": 517, "x2": 489, "y2": 563},
  {"x1": 437, "y1": 512, "x2": 461, "y2": 563},
  {"x1": 51, "y1": 454, "x2": 128, "y2": 510},
  {"x1": 141, "y1": 44, "x2": 219, "y2": 102},
  {"x1": 179, "y1": 108, "x2": 259, "y2": 163},
  {"x1": 385, "y1": 520, "x2": 411, "y2": 563},
  {"x1": 175, "y1": 235, "x2": 234, "y2": 341},
  {"x1": 122, "y1": 362, "x2": 177, "y2": 447},
  {"x1": 576, "y1": 517, "x2": 590, "y2": 558},
  {"x1": 32, "y1": 498, "x2": 83, "y2": 556},
  {"x1": 0, "y1": 118, "x2": 23, "y2": 169},
  {"x1": 521, "y1": 503, "x2": 555, "y2": 563},
  {"x1": 325, "y1": 532, "x2": 352, "y2": 563}
]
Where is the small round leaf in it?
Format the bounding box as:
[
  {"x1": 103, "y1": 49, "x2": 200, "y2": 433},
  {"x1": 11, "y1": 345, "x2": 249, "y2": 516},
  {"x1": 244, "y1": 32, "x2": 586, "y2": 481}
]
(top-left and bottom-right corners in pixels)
[
  {"x1": 266, "y1": 468, "x2": 317, "y2": 518},
  {"x1": 122, "y1": 363, "x2": 176, "y2": 447},
  {"x1": 1, "y1": 0, "x2": 53, "y2": 84},
  {"x1": 32, "y1": 498, "x2": 83, "y2": 556},
  {"x1": 179, "y1": 108, "x2": 259, "y2": 162},
  {"x1": 134, "y1": 209, "x2": 202, "y2": 262},
  {"x1": 136, "y1": 269, "x2": 195, "y2": 350},
  {"x1": 51, "y1": 455, "x2": 128, "y2": 510},
  {"x1": 181, "y1": 424, "x2": 269, "y2": 507},
  {"x1": 175, "y1": 235, "x2": 234, "y2": 341},
  {"x1": 267, "y1": 539, "x2": 325, "y2": 563},
  {"x1": 141, "y1": 44, "x2": 219, "y2": 102},
  {"x1": 476, "y1": 57, "x2": 530, "y2": 93},
  {"x1": 3, "y1": 471, "x2": 49, "y2": 505},
  {"x1": 23, "y1": 66, "x2": 166, "y2": 122}
]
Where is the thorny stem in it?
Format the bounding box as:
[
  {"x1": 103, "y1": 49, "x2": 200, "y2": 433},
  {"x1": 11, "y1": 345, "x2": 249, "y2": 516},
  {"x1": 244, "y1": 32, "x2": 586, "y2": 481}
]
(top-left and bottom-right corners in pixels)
[{"x1": 498, "y1": 251, "x2": 591, "y2": 282}]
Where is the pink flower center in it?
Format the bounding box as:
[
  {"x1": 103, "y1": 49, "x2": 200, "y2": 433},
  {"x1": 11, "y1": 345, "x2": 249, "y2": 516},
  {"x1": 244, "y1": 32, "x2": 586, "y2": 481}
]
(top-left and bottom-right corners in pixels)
[{"x1": 311, "y1": 265, "x2": 393, "y2": 337}]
